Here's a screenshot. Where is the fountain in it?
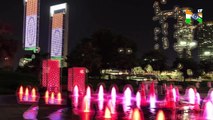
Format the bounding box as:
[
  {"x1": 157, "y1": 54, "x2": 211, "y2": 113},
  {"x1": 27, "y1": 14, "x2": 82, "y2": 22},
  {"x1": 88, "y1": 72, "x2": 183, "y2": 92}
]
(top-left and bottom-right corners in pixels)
[
  {"x1": 188, "y1": 88, "x2": 196, "y2": 104},
  {"x1": 156, "y1": 110, "x2": 165, "y2": 120},
  {"x1": 74, "y1": 85, "x2": 79, "y2": 97},
  {"x1": 98, "y1": 85, "x2": 104, "y2": 111},
  {"x1": 44, "y1": 90, "x2": 62, "y2": 105},
  {"x1": 123, "y1": 86, "x2": 132, "y2": 112},
  {"x1": 73, "y1": 85, "x2": 79, "y2": 107},
  {"x1": 136, "y1": 91, "x2": 141, "y2": 108},
  {"x1": 82, "y1": 95, "x2": 90, "y2": 113},
  {"x1": 203, "y1": 89, "x2": 213, "y2": 120},
  {"x1": 131, "y1": 108, "x2": 144, "y2": 120},
  {"x1": 149, "y1": 82, "x2": 156, "y2": 108},
  {"x1": 104, "y1": 106, "x2": 112, "y2": 119},
  {"x1": 140, "y1": 83, "x2": 147, "y2": 106},
  {"x1": 24, "y1": 87, "x2": 29, "y2": 101},
  {"x1": 18, "y1": 86, "x2": 23, "y2": 101},
  {"x1": 86, "y1": 86, "x2": 91, "y2": 99},
  {"x1": 111, "y1": 86, "x2": 116, "y2": 107},
  {"x1": 19, "y1": 81, "x2": 213, "y2": 119},
  {"x1": 31, "y1": 88, "x2": 36, "y2": 102},
  {"x1": 45, "y1": 90, "x2": 49, "y2": 104},
  {"x1": 17, "y1": 86, "x2": 39, "y2": 103},
  {"x1": 164, "y1": 85, "x2": 176, "y2": 108}
]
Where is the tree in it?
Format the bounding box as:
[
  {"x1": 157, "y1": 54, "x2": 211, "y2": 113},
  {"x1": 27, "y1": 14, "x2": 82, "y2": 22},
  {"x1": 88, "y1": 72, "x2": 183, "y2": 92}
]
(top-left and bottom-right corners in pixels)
[
  {"x1": 140, "y1": 50, "x2": 167, "y2": 71},
  {"x1": 17, "y1": 52, "x2": 49, "y2": 75},
  {"x1": 67, "y1": 38, "x2": 102, "y2": 75},
  {"x1": 173, "y1": 58, "x2": 200, "y2": 78},
  {"x1": 0, "y1": 23, "x2": 18, "y2": 70},
  {"x1": 199, "y1": 60, "x2": 213, "y2": 73},
  {"x1": 67, "y1": 29, "x2": 138, "y2": 75}
]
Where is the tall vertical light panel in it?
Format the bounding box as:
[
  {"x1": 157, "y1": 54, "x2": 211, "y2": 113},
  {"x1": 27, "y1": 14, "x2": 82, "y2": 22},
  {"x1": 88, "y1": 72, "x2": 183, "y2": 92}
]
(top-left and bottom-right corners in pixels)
[
  {"x1": 23, "y1": 0, "x2": 39, "y2": 52},
  {"x1": 68, "y1": 67, "x2": 86, "y2": 94},
  {"x1": 50, "y1": 3, "x2": 68, "y2": 62},
  {"x1": 42, "y1": 59, "x2": 60, "y2": 92}
]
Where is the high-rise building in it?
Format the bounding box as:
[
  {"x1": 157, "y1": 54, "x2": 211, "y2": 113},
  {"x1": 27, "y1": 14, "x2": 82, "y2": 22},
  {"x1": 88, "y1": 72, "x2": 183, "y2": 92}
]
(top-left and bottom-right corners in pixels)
[{"x1": 196, "y1": 21, "x2": 213, "y2": 61}]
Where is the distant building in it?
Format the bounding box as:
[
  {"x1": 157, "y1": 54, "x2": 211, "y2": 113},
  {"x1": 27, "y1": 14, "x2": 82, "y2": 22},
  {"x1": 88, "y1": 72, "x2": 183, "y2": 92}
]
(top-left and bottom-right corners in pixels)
[{"x1": 196, "y1": 21, "x2": 213, "y2": 61}]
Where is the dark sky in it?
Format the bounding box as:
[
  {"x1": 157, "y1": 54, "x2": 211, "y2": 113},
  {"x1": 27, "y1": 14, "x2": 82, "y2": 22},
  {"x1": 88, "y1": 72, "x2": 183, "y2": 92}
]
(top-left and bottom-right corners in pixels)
[{"x1": 0, "y1": 0, "x2": 212, "y2": 64}]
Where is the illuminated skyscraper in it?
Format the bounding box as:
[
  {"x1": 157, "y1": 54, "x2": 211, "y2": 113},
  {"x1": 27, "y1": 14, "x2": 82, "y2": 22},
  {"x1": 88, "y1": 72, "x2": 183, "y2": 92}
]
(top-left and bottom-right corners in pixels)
[{"x1": 196, "y1": 21, "x2": 213, "y2": 61}]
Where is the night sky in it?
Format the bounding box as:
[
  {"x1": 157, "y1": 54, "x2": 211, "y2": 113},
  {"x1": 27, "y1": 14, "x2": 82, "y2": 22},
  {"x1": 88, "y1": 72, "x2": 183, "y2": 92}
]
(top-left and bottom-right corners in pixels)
[{"x1": 0, "y1": 0, "x2": 212, "y2": 65}]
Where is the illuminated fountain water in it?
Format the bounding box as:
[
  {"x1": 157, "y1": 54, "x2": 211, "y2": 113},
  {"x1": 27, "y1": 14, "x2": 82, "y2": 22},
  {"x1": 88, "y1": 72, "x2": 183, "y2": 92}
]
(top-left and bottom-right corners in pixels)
[
  {"x1": 131, "y1": 108, "x2": 144, "y2": 120},
  {"x1": 141, "y1": 83, "x2": 147, "y2": 106},
  {"x1": 188, "y1": 88, "x2": 196, "y2": 104},
  {"x1": 104, "y1": 106, "x2": 112, "y2": 119},
  {"x1": 111, "y1": 86, "x2": 116, "y2": 107},
  {"x1": 18, "y1": 86, "x2": 24, "y2": 101},
  {"x1": 74, "y1": 85, "x2": 79, "y2": 97},
  {"x1": 98, "y1": 85, "x2": 104, "y2": 111},
  {"x1": 17, "y1": 86, "x2": 39, "y2": 103},
  {"x1": 123, "y1": 87, "x2": 132, "y2": 112},
  {"x1": 156, "y1": 110, "x2": 165, "y2": 120},
  {"x1": 44, "y1": 90, "x2": 49, "y2": 104},
  {"x1": 24, "y1": 87, "x2": 29, "y2": 101},
  {"x1": 110, "y1": 86, "x2": 117, "y2": 114},
  {"x1": 31, "y1": 88, "x2": 36, "y2": 102},
  {"x1": 86, "y1": 86, "x2": 91, "y2": 99},
  {"x1": 149, "y1": 82, "x2": 156, "y2": 109},
  {"x1": 203, "y1": 89, "x2": 213, "y2": 120},
  {"x1": 164, "y1": 85, "x2": 176, "y2": 108},
  {"x1": 73, "y1": 85, "x2": 79, "y2": 107},
  {"x1": 82, "y1": 95, "x2": 90, "y2": 113},
  {"x1": 136, "y1": 91, "x2": 141, "y2": 108}
]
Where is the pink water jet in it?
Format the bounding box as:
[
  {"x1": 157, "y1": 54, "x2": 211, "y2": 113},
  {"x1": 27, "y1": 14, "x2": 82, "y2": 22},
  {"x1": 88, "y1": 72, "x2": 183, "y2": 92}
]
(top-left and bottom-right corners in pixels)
[
  {"x1": 86, "y1": 86, "x2": 91, "y2": 99},
  {"x1": 98, "y1": 99, "x2": 104, "y2": 111},
  {"x1": 82, "y1": 95, "x2": 90, "y2": 112},
  {"x1": 98, "y1": 85, "x2": 104, "y2": 110},
  {"x1": 98, "y1": 85, "x2": 104, "y2": 101},
  {"x1": 149, "y1": 82, "x2": 156, "y2": 108},
  {"x1": 203, "y1": 101, "x2": 213, "y2": 120},
  {"x1": 165, "y1": 85, "x2": 175, "y2": 108},
  {"x1": 188, "y1": 88, "x2": 195, "y2": 104},
  {"x1": 156, "y1": 110, "x2": 165, "y2": 120},
  {"x1": 111, "y1": 86, "x2": 116, "y2": 107},
  {"x1": 140, "y1": 83, "x2": 147, "y2": 106},
  {"x1": 108, "y1": 99, "x2": 116, "y2": 114},
  {"x1": 202, "y1": 89, "x2": 213, "y2": 119},
  {"x1": 136, "y1": 91, "x2": 141, "y2": 108},
  {"x1": 123, "y1": 87, "x2": 132, "y2": 112},
  {"x1": 74, "y1": 85, "x2": 79, "y2": 97}
]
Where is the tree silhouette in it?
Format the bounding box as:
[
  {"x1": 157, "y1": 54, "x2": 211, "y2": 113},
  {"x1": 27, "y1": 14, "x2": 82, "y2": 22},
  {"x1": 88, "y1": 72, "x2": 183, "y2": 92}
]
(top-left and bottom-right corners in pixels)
[
  {"x1": 67, "y1": 29, "x2": 138, "y2": 75},
  {"x1": 0, "y1": 23, "x2": 18, "y2": 70},
  {"x1": 140, "y1": 50, "x2": 167, "y2": 71}
]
